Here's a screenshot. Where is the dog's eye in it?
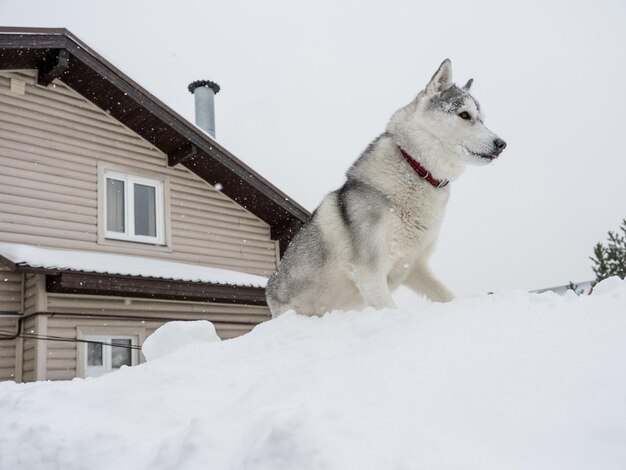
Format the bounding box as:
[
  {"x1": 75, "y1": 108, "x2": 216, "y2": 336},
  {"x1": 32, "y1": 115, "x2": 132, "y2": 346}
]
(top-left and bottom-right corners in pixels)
[{"x1": 458, "y1": 111, "x2": 471, "y2": 120}]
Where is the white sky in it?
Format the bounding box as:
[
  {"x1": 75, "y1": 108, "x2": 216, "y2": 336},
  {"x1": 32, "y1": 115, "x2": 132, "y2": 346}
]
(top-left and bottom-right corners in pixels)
[{"x1": 2, "y1": 0, "x2": 625, "y2": 296}]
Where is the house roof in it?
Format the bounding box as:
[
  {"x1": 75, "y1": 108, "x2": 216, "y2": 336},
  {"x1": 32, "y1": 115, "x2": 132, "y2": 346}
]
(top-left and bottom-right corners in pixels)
[
  {"x1": 0, "y1": 243, "x2": 267, "y2": 288},
  {"x1": 0, "y1": 243, "x2": 268, "y2": 305},
  {"x1": 0, "y1": 27, "x2": 310, "y2": 247}
]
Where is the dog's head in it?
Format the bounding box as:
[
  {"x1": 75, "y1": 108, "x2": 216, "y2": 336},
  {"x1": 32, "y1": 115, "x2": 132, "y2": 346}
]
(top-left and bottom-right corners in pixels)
[{"x1": 388, "y1": 59, "x2": 506, "y2": 170}]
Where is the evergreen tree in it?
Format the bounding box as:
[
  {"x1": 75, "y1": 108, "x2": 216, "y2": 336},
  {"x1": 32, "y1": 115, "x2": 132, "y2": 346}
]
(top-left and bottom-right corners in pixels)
[
  {"x1": 566, "y1": 281, "x2": 583, "y2": 295},
  {"x1": 590, "y1": 220, "x2": 626, "y2": 284}
]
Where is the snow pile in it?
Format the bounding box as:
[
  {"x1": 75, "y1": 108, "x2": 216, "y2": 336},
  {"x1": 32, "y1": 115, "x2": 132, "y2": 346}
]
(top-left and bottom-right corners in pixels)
[
  {"x1": 1, "y1": 279, "x2": 626, "y2": 469},
  {"x1": 142, "y1": 320, "x2": 221, "y2": 361}
]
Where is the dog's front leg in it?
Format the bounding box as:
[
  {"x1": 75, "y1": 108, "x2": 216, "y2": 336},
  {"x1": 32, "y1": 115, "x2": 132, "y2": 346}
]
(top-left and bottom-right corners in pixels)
[
  {"x1": 403, "y1": 263, "x2": 454, "y2": 303},
  {"x1": 351, "y1": 266, "x2": 397, "y2": 310}
]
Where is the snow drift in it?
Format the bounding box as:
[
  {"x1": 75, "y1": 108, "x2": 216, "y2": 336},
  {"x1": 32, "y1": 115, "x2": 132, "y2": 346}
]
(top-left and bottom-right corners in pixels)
[{"x1": 1, "y1": 278, "x2": 626, "y2": 470}]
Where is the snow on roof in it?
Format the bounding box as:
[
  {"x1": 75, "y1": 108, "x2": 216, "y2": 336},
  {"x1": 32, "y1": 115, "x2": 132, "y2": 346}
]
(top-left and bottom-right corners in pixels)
[{"x1": 0, "y1": 243, "x2": 267, "y2": 288}]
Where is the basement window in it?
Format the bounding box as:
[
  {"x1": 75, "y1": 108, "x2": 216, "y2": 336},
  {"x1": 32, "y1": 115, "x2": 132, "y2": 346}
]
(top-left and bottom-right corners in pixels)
[
  {"x1": 104, "y1": 170, "x2": 165, "y2": 244},
  {"x1": 84, "y1": 335, "x2": 139, "y2": 378}
]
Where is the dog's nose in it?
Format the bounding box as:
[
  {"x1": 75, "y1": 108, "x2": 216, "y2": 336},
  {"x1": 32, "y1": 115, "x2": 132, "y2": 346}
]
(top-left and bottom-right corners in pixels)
[{"x1": 494, "y1": 138, "x2": 507, "y2": 152}]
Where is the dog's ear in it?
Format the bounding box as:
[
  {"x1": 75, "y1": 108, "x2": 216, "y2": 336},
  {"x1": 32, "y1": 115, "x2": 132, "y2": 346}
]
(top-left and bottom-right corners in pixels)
[
  {"x1": 462, "y1": 78, "x2": 473, "y2": 91},
  {"x1": 426, "y1": 59, "x2": 453, "y2": 94}
]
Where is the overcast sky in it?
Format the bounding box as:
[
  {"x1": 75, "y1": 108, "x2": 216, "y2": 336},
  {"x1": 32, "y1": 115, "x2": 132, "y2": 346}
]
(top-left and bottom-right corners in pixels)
[{"x1": 2, "y1": 0, "x2": 625, "y2": 296}]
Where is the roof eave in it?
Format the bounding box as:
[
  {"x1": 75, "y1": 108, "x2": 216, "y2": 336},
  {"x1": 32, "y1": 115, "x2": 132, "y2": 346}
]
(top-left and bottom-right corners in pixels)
[{"x1": 6, "y1": 263, "x2": 267, "y2": 305}]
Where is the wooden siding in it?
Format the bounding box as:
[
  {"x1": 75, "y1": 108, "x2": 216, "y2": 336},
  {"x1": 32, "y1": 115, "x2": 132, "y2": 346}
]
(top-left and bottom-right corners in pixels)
[
  {"x1": 23, "y1": 273, "x2": 44, "y2": 315},
  {"x1": 21, "y1": 315, "x2": 36, "y2": 382},
  {"x1": 0, "y1": 316, "x2": 18, "y2": 380},
  {"x1": 43, "y1": 294, "x2": 269, "y2": 380},
  {"x1": 0, "y1": 265, "x2": 22, "y2": 313},
  {"x1": 46, "y1": 292, "x2": 271, "y2": 328},
  {"x1": 0, "y1": 70, "x2": 277, "y2": 276}
]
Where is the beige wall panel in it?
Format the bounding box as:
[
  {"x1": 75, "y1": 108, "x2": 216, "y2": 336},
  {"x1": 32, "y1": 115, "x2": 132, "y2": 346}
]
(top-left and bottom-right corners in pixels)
[
  {"x1": 24, "y1": 274, "x2": 40, "y2": 313},
  {"x1": 21, "y1": 316, "x2": 36, "y2": 382},
  {"x1": 47, "y1": 359, "x2": 75, "y2": 371},
  {"x1": 0, "y1": 269, "x2": 22, "y2": 313},
  {"x1": 0, "y1": 115, "x2": 159, "y2": 161},
  {"x1": 46, "y1": 293, "x2": 270, "y2": 324},
  {"x1": 0, "y1": 203, "x2": 96, "y2": 226},
  {"x1": 0, "y1": 316, "x2": 17, "y2": 380},
  {"x1": 23, "y1": 348, "x2": 35, "y2": 363},
  {"x1": 47, "y1": 348, "x2": 76, "y2": 360},
  {"x1": 0, "y1": 69, "x2": 277, "y2": 277},
  {"x1": 22, "y1": 365, "x2": 35, "y2": 382},
  {"x1": 2, "y1": 212, "x2": 95, "y2": 234},
  {"x1": 0, "y1": 182, "x2": 96, "y2": 208},
  {"x1": 47, "y1": 370, "x2": 76, "y2": 381},
  {"x1": 0, "y1": 144, "x2": 96, "y2": 176}
]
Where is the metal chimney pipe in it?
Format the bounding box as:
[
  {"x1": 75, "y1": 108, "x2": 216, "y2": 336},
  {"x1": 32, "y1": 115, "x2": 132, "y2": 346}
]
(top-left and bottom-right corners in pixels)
[{"x1": 188, "y1": 80, "x2": 220, "y2": 138}]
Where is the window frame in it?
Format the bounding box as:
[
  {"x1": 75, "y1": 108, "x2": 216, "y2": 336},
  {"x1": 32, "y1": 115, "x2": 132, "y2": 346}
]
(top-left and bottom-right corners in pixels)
[
  {"x1": 103, "y1": 169, "x2": 165, "y2": 245},
  {"x1": 83, "y1": 334, "x2": 139, "y2": 378},
  {"x1": 76, "y1": 326, "x2": 146, "y2": 379}
]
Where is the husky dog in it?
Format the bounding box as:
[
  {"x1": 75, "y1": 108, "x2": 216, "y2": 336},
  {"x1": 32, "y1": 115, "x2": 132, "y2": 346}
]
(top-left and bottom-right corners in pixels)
[{"x1": 267, "y1": 59, "x2": 506, "y2": 317}]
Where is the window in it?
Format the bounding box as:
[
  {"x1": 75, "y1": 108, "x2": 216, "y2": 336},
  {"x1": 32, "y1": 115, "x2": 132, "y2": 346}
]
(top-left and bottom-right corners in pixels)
[
  {"x1": 84, "y1": 335, "x2": 139, "y2": 378},
  {"x1": 104, "y1": 170, "x2": 165, "y2": 244}
]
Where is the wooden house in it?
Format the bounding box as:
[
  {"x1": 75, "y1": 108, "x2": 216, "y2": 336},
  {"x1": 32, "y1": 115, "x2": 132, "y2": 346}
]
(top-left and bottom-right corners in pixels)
[{"x1": 0, "y1": 27, "x2": 309, "y2": 382}]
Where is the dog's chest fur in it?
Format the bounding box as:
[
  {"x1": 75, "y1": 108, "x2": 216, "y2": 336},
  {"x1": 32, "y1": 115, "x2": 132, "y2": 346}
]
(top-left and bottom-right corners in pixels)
[
  {"x1": 386, "y1": 181, "x2": 449, "y2": 284},
  {"x1": 353, "y1": 136, "x2": 450, "y2": 259}
]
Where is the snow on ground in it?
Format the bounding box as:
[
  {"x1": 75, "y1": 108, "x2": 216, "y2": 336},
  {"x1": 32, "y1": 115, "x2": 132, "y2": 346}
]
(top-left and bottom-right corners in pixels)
[{"x1": 1, "y1": 278, "x2": 626, "y2": 470}]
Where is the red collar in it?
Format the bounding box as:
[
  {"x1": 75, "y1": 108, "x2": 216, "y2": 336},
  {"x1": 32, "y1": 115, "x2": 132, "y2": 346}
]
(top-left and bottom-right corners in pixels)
[{"x1": 398, "y1": 147, "x2": 449, "y2": 189}]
